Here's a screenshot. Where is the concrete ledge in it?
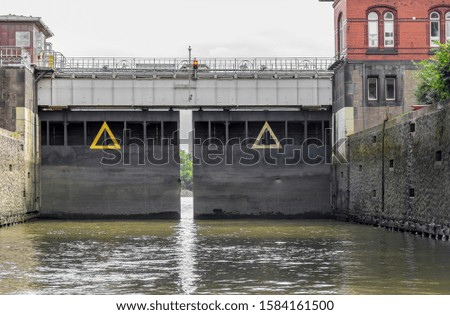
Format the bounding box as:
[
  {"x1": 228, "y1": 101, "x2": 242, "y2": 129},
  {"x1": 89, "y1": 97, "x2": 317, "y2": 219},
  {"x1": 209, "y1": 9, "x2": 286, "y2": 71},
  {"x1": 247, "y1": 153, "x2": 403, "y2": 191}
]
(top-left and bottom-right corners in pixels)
[
  {"x1": 195, "y1": 212, "x2": 333, "y2": 220},
  {"x1": 347, "y1": 213, "x2": 450, "y2": 241},
  {"x1": 0, "y1": 212, "x2": 39, "y2": 228},
  {"x1": 332, "y1": 213, "x2": 349, "y2": 222},
  {"x1": 38, "y1": 212, "x2": 181, "y2": 220}
]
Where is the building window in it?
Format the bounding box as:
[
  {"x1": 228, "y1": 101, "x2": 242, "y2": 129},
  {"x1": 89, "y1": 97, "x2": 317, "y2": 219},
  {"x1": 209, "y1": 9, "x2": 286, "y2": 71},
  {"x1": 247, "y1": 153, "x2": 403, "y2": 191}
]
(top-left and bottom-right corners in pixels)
[
  {"x1": 446, "y1": 12, "x2": 450, "y2": 42},
  {"x1": 430, "y1": 12, "x2": 440, "y2": 47},
  {"x1": 338, "y1": 14, "x2": 345, "y2": 55},
  {"x1": 385, "y1": 77, "x2": 396, "y2": 100},
  {"x1": 368, "y1": 12, "x2": 379, "y2": 48},
  {"x1": 389, "y1": 159, "x2": 394, "y2": 169},
  {"x1": 384, "y1": 12, "x2": 395, "y2": 47},
  {"x1": 368, "y1": 78, "x2": 378, "y2": 100},
  {"x1": 15, "y1": 31, "x2": 31, "y2": 47},
  {"x1": 435, "y1": 150, "x2": 443, "y2": 162}
]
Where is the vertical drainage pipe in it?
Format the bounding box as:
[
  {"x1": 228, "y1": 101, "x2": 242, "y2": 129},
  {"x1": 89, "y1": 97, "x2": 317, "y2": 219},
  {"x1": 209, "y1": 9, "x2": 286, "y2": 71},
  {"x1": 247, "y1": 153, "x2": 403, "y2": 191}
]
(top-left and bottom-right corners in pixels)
[{"x1": 381, "y1": 118, "x2": 388, "y2": 213}]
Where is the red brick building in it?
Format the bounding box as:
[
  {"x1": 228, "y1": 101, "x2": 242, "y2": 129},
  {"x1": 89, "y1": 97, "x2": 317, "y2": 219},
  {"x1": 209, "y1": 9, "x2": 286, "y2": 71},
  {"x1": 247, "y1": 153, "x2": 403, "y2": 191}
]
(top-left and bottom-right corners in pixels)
[
  {"x1": 321, "y1": 0, "x2": 449, "y2": 138},
  {"x1": 332, "y1": 0, "x2": 450, "y2": 60},
  {"x1": 0, "y1": 14, "x2": 53, "y2": 64}
]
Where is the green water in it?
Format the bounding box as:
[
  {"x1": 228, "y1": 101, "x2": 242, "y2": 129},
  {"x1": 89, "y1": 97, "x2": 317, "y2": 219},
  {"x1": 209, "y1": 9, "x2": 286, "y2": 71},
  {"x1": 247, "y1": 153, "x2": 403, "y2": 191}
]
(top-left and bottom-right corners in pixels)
[{"x1": 1, "y1": 201, "x2": 450, "y2": 294}]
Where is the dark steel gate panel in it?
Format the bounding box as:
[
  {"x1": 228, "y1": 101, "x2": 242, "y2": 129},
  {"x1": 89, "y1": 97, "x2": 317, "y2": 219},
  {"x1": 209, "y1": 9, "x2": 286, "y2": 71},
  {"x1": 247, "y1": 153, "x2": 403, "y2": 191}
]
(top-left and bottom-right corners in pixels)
[
  {"x1": 193, "y1": 111, "x2": 332, "y2": 219},
  {"x1": 40, "y1": 111, "x2": 180, "y2": 219}
]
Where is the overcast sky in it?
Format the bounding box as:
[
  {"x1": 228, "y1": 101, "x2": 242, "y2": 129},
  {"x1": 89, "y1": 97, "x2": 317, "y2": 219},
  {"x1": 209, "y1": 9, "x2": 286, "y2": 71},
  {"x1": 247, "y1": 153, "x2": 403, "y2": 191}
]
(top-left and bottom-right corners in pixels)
[{"x1": 3, "y1": 0, "x2": 334, "y2": 58}]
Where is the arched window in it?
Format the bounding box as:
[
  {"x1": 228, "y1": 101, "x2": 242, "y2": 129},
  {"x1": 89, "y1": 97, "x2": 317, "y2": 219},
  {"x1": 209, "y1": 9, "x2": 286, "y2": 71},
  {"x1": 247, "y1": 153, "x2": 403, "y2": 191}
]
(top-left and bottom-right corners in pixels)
[
  {"x1": 384, "y1": 12, "x2": 394, "y2": 47},
  {"x1": 338, "y1": 14, "x2": 344, "y2": 55},
  {"x1": 446, "y1": 12, "x2": 450, "y2": 42},
  {"x1": 430, "y1": 12, "x2": 440, "y2": 46},
  {"x1": 368, "y1": 12, "x2": 379, "y2": 48}
]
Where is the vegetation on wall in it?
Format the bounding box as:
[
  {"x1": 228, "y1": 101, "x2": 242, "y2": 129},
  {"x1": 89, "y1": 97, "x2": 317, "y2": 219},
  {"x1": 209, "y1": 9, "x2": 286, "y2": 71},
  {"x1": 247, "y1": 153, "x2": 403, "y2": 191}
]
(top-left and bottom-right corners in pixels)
[
  {"x1": 180, "y1": 150, "x2": 193, "y2": 191},
  {"x1": 415, "y1": 42, "x2": 450, "y2": 105}
]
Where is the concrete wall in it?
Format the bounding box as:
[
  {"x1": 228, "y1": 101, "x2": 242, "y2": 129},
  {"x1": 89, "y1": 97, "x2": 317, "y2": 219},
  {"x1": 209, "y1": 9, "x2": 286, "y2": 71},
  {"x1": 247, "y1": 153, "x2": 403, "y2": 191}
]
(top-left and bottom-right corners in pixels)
[
  {"x1": 193, "y1": 111, "x2": 332, "y2": 219},
  {"x1": 0, "y1": 129, "x2": 26, "y2": 226},
  {"x1": 0, "y1": 67, "x2": 39, "y2": 226},
  {"x1": 39, "y1": 111, "x2": 180, "y2": 219},
  {"x1": 333, "y1": 61, "x2": 417, "y2": 144},
  {"x1": 333, "y1": 102, "x2": 450, "y2": 238}
]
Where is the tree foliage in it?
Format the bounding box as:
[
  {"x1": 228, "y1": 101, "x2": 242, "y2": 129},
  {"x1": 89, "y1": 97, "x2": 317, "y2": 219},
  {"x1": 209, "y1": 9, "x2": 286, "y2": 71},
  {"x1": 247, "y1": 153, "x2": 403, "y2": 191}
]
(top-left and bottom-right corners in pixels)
[
  {"x1": 415, "y1": 42, "x2": 450, "y2": 105},
  {"x1": 180, "y1": 150, "x2": 193, "y2": 191}
]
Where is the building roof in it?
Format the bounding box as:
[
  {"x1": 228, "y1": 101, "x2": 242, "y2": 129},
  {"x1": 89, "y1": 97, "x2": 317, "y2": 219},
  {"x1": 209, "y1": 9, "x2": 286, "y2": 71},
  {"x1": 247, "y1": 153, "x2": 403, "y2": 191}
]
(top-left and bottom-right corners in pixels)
[{"x1": 0, "y1": 14, "x2": 54, "y2": 38}]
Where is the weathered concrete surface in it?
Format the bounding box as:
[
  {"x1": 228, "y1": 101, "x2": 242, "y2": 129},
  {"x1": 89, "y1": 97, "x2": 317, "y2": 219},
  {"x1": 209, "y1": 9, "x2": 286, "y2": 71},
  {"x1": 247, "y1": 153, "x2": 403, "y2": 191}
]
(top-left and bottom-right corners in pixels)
[
  {"x1": 0, "y1": 67, "x2": 39, "y2": 226},
  {"x1": 332, "y1": 60, "x2": 417, "y2": 141},
  {"x1": 39, "y1": 111, "x2": 180, "y2": 219},
  {"x1": 333, "y1": 102, "x2": 450, "y2": 239},
  {"x1": 0, "y1": 129, "x2": 26, "y2": 226},
  {"x1": 0, "y1": 69, "x2": 27, "y2": 132},
  {"x1": 193, "y1": 111, "x2": 332, "y2": 219}
]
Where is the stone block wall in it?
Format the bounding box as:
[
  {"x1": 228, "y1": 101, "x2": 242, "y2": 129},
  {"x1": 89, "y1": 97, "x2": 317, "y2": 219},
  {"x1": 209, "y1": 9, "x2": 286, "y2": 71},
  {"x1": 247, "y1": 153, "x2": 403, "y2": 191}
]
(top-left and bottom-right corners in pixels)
[
  {"x1": 0, "y1": 129, "x2": 26, "y2": 226},
  {"x1": 333, "y1": 102, "x2": 450, "y2": 238}
]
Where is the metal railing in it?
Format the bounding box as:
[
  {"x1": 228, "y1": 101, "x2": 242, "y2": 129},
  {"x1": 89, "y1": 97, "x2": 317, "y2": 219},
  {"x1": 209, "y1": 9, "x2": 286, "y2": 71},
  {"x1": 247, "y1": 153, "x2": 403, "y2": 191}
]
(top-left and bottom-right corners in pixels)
[
  {"x1": 35, "y1": 50, "x2": 67, "y2": 69},
  {"x1": 1, "y1": 48, "x2": 336, "y2": 75},
  {"x1": 52, "y1": 56, "x2": 335, "y2": 75},
  {"x1": 0, "y1": 47, "x2": 31, "y2": 69}
]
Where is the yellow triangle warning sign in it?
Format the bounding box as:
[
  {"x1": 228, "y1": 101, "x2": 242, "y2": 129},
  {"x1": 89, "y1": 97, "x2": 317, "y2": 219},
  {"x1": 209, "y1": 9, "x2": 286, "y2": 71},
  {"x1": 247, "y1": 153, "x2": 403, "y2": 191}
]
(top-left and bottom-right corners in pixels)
[
  {"x1": 90, "y1": 122, "x2": 121, "y2": 150},
  {"x1": 251, "y1": 121, "x2": 282, "y2": 149}
]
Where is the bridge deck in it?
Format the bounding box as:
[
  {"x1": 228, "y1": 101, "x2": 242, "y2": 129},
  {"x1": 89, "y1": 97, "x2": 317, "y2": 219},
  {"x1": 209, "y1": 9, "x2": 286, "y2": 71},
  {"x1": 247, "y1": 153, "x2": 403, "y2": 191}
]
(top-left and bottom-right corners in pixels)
[
  {"x1": 0, "y1": 49, "x2": 335, "y2": 109},
  {"x1": 36, "y1": 57, "x2": 334, "y2": 109}
]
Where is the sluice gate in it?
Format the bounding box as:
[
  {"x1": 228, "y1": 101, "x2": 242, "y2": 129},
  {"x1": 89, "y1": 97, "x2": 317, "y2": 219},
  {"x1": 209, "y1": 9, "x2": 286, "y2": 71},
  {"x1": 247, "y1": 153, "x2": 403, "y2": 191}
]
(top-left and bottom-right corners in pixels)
[
  {"x1": 193, "y1": 110, "x2": 332, "y2": 219},
  {"x1": 40, "y1": 111, "x2": 180, "y2": 219},
  {"x1": 39, "y1": 109, "x2": 332, "y2": 219}
]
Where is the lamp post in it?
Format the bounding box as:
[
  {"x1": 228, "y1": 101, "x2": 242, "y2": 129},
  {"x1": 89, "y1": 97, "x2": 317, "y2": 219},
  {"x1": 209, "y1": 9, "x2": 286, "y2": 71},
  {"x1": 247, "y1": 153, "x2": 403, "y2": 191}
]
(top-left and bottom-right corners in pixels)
[
  {"x1": 188, "y1": 46, "x2": 192, "y2": 64},
  {"x1": 188, "y1": 46, "x2": 192, "y2": 102}
]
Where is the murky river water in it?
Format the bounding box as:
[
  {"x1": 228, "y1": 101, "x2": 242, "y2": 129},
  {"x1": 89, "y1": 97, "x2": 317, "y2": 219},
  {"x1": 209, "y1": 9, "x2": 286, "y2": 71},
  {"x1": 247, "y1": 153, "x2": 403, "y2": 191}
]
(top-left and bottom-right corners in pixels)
[{"x1": 1, "y1": 198, "x2": 450, "y2": 295}]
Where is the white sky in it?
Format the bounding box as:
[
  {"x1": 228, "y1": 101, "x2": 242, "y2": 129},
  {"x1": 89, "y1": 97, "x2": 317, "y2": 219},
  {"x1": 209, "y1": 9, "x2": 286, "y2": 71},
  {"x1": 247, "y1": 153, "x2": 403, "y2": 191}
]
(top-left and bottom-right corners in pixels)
[{"x1": 3, "y1": 0, "x2": 334, "y2": 58}]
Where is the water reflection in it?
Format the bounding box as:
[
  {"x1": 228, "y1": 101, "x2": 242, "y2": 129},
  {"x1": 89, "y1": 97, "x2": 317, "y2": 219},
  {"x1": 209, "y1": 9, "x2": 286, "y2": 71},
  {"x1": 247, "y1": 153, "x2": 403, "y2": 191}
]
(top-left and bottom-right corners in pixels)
[
  {"x1": 192, "y1": 221, "x2": 348, "y2": 294},
  {"x1": 0, "y1": 225, "x2": 38, "y2": 294},
  {"x1": 175, "y1": 197, "x2": 198, "y2": 294},
  {"x1": 1, "y1": 199, "x2": 450, "y2": 294}
]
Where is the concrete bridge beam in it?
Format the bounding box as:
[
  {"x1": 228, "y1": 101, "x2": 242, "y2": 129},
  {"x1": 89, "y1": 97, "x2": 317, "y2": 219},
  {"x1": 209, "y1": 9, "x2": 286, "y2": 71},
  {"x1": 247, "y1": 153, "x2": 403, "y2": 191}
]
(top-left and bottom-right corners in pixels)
[{"x1": 37, "y1": 77, "x2": 332, "y2": 109}]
